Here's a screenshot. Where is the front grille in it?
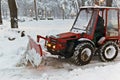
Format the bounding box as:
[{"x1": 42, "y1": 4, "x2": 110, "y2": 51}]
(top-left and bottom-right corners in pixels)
[{"x1": 50, "y1": 38, "x2": 57, "y2": 44}]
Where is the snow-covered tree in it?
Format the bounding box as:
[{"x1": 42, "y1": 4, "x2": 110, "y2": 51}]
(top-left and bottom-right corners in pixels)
[
  {"x1": 1, "y1": 0, "x2": 9, "y2": 19},
  {"x1": 0, "y1": 0, "x2": 117, "y2": 20}
]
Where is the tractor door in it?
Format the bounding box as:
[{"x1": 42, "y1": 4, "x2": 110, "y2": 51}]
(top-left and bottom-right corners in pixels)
[
  {"x1": 86, "y1": 9, "x2": 99, "y2": 39},
  {"x1": 92, "y1": 9, "x2": 105, "y2": 45},
  {"x1": 106, "y1": 9, "x2": 119, "y2": 39}
]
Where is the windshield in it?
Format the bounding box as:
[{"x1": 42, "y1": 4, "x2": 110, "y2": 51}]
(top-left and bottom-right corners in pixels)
[
  {"x1": 86, "y1": 10, "x2": 98, "y2": 35},
  {"x1": 71, "y1": 9, "x2": 93, "y2": 33}
]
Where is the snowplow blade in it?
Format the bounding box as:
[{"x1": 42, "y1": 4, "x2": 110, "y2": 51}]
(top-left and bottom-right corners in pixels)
[
  {"x1": 28, "y1": 35, "x2": 43, "y2": 56},
  {"x1": 17, "y1": 35, "x2": 48, "y2": 67},
  {"x1": 17, "y1": 35, "x2": 43, "y2": 68},
  {"x1": 25, "y1": 35, "x2": 43, "y2": 67}
]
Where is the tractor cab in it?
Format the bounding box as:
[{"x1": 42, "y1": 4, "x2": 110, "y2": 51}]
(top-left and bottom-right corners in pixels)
[{"x1": 71, "y1": 6, "x2": 120, "y2": 46}]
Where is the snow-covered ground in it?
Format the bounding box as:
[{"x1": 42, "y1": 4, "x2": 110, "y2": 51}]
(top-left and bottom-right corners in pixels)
[{"x1": 0, "y1": 19, "x2": 120, "y2": 80}]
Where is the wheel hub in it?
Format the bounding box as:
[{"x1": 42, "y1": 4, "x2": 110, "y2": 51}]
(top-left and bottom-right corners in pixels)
[
  {"x1": 81, "y1": 48, "x2": 91, "y2": 61},
  {"x1": 105, "y1": 46, "x2": 116, "y2": 59}
]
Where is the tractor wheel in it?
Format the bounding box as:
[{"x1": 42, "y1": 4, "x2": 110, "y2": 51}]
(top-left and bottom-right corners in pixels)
[
  {"x1": 72, "y1": 42, "x2": 94, "y2": 65},
  {"x1": 99, "y1": 41, "x2": 118, "y2": 62}
]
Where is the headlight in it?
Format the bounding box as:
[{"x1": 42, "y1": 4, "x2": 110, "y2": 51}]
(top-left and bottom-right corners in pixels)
[
  {"x1": 53, "y1": 45, "x2": 56, "y2": 49},
  {"x1": 47, "y1": 43, "x2": 51, "y2": 47}
]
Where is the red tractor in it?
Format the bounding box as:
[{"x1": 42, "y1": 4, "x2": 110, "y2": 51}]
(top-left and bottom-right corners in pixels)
[{"x1": 27, "y1": 6, "x2": 120, "y2": 67}]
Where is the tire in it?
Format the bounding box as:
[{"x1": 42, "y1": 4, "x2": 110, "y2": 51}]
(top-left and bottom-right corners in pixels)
[
  {"x1": 99, "y1": 41, "x2": 118, "y2": 62},
  {"x1": 65, "y1": 41, "x2": 75, "y2": 58},
  {"x1": 72, "y1": 42, "x2": 94, "y2": 65}
]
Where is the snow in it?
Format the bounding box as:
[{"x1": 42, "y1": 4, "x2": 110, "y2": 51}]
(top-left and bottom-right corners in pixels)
[{"x1": 0, "y1": 19, "x2": 120, "y2": 80}]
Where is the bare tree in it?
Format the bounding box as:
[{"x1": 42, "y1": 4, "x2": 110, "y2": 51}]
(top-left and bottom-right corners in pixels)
[
  {"x1": 34, "y1": 0, "x2": 38, "y2": 20},
  {"x1": 77, "y1": 0, "x2": 81, "y2": 7},
  {"x1": 0, "y1": 0, "x2": 2, "y2": 24},
  {"x1": 8, "y1": 0, "x2": 18, "y2": 28},
  {"x1": 81, "y1": 0, "x2": 85, "y2": 6}
]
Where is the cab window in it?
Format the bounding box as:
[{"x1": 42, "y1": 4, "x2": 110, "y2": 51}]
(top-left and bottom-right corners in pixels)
[{"x1": 107, "y1": 10, "x2": 118, "y2": 37}]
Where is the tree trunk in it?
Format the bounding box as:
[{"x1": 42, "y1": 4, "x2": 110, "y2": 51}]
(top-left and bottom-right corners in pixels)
[
  {"x1": 76, "y1": 0, "x2": 80, "y2": 7},
  {"x1": 62, "y1": 8, "x2": 65, "y2": 20},
  {"x1": 81, "y1": 0, "x2": 85, "y2": 6},
  {"x1": 106, "y1": 0, "x2": 113, "y2": 7},
  {"x1": 8, "y1": 0, "x2": 18, "y2": 28},
  {"x1": 0, "y1": 0, "x2": 2, "y2": 24},
  {"x1": 94, "y1": 0, "x2": 99, "y2": 6},
  {"x1": 34, "y1": 0, "x2": 38, "y2": 20}
]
